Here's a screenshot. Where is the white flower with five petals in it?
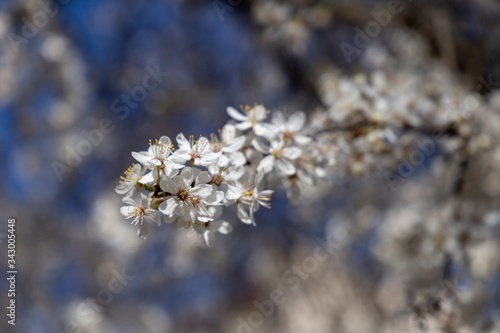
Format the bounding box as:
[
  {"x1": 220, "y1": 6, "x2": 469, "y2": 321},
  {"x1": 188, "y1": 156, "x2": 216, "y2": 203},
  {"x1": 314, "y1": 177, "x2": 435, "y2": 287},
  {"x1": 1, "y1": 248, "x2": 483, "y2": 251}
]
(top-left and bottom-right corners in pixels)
[
  {"x1": 115, "y1": 163, "x2": 146, "y2": 195},
  {"x1": 120, "y1": 193, "x2": 161, "y2": 240},
  {"x1": 252, "y1": 138, "x2": 302, "y2": 175},
  {"x1": 272, "y1": 111, "x2": 311, "y2": 145},
  {"x1": 210, "y1": 124, "x2": 247, "y2": 167},
  {"x1": 226, "y1": 172, "x2": 274, "y2": 225},
  {"x1": 171, "y1": 134, "x2": 221, "y2": 166},
  {"x1": 132, "y1": 136, "x2": 184, "y2": 169},
  {"x1": 158, "y1": 167, "x2": 223, "y2": 222},
  {"x1": 226, "y1": 105, "x2": 274, "y2": 137}
]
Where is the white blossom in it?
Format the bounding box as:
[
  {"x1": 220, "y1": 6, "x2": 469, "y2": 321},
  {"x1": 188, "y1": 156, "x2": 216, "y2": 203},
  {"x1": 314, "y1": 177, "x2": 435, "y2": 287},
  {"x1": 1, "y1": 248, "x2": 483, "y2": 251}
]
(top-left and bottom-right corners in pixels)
[
  {"x1": 131, "y1": 136, "x2": 184, "y2": 169},
  {"x1": 115, "y1": 163, "x2": 146, "y2": 195},
  {"x1": 120, "y1": 193, "x2": 161, "y2": 240},
  {"x1": 171, "y1": 134, "x2": 221, "y2": 166},
  {"x1": 226, "y1": 105, "x2": 274, "y2": 136}
]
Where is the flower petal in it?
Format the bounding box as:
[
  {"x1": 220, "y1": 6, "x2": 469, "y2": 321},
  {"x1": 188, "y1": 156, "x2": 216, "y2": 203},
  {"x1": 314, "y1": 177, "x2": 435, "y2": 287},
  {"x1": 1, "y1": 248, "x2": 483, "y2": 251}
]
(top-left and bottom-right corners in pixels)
[
  {"x1": 229, "y1": 151, "x2": 247, "y2": 166},
  {"x1": 176, "y1": 133, "x2": 191, "y2": 151},
  {"x1": 221, "y1": 123, "x2": 237, "y2": 141},
  {"x1": 137, "y1": 221, "x2": 150, "y2": 240},
  {"x1": 191, "y1": 184, "x2": 213, "y2": 198},
  {"x1": 196, "y1": 171, "x2": 212, "y2": 185},
  {"x1": 115, "y1": 183, "x2": 133, "y2": 195},
  {"x1": 160, "y1": 176, "x2": 177, "y2": 194},
  {"x1": 257, "y1": 155, "x2": 275, "y2": 174},
  {"x1": 283, "y1": 146, "x2": 302, "y2": 160},
  {"x1": 159, "y1": 197, "x2": 178, "y2": 216},
  {"x1": 237, "y1": 203, "x2": 253, "y2": 225},
  {"x1": 181, "y1": 167, "x2": 195, "y2": 186},
  {"x1": 252, "y1": 138, "x2": 270, "y2": 154},
  {"x1": 217, "y1": 221, "x2": 233, "y2": 234},
  {"x1": 235, "y1": 122, "x2": 252, "y2": 131},
  {"x1": 146, "y1": 210, "x2": 161, "y2": 226},
  {"x1": 120, "y1": 206, "x2": 135, "y2": 217},
  {"x1": 203, "y1": 230, "x2": 215, "y2": 248},
  {"x1": 158, "y1": 136, "x2": 172, "y2": 146},
  {"x1": 140, "y1": 193, "x2": 149, "y2": 208},
  {"x1": 276, "y1": 159, "x2": 296, "y2": 176},
  {"x1": 254, "y1": 123, "x2": 276, "y2": 138},
  {"x1": 223, "y1": 136, "x2": 245, "y2": 152},
  {"x1": 227, "y1": 106, "x2": 248, "y2": 122},
  {"x1": 287, "y1": 111, "x2": 306, "y2": 132},
  {"x1": 132, "y1": 151, "x2": 156, "y2": 166}
]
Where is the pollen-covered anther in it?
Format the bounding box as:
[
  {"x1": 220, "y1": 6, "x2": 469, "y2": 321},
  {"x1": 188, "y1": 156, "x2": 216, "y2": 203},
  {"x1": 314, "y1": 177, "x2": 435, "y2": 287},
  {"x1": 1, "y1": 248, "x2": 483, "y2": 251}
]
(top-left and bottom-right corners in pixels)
[
  {"x1": 190, "y1": 196, "x2": 201, "y2": 207},
  {"x1": 175, "y1": 187, "x2": 190, "y2": 202},
  {"x1": 119, "y1": 164, "x2": 136, "y2": 184},
  {"x1": 211, "y1": 174, "x2": 223, "y2": 186}
]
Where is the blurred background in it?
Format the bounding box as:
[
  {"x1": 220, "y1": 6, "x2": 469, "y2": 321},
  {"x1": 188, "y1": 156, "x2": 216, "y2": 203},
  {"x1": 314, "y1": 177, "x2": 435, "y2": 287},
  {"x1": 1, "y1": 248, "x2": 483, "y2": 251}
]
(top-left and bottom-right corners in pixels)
[{"x1": 1, "y1": 0, "x2": 500, "y2": 332}]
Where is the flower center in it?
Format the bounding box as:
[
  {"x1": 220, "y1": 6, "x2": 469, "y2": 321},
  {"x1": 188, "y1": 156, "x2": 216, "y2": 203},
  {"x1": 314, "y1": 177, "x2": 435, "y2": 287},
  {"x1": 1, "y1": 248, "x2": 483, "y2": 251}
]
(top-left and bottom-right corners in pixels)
[{"x1": 176, "y1": 188, "x2": 190, "y2": 202}]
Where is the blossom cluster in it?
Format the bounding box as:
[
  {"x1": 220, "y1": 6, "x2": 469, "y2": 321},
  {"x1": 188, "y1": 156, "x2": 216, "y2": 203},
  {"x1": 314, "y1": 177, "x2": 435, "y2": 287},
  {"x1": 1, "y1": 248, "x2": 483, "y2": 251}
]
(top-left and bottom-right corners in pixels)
[{"x1": 116, "y1": 105, "x2": 336, "y2": 246}]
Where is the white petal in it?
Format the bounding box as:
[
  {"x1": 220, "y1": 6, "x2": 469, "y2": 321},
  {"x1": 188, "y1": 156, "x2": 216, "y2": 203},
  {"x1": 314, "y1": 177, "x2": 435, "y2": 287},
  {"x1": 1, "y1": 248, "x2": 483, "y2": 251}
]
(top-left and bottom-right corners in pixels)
[
  {"x1": 254, "y1": 123, "x2": 277, "y2": 138},
  {"x1": 197, "y1": 151, "x2": 221, "y2": 166},
  {"x1": 227, "y1": 106, "x2": 248, "y2": 122},
  {"x1": 122, "y1": 195, "x2": 136, "y2": 205},
  {"x1": 140, "y1": 193, "x2": 149, "y2": 207},
  {"x1": 287, "y1": 111, "x2": 306, "y2": 132},
  {"x1": 217, "y1": 221, "x2": 233, "y2": 234},
  {"x1": 120, "y1": 206, "x2": 135, "y2": 217},
  {"x1": 276, "y1": 159, "x2": 296, "y2": 176},
  {"x1": 204, "y1": 190, "x2": 224, "y2": 205},
  {"x1": 196, "y1": 171, "x2": 212, "y2": 185},
  {"x1": 176, "y1": 133, "x2": 191, "y2": 151},
  {"x1": 221, "y1": 123, "x2": 237, "y2": 140},
  {"x1": 181, "y1": 167, "x2": 195, "y2": 185},
  {"x1": 164, "y1": 157, "x2": 186, "y2": 169},
  {"x1": 270, "y1": 139, "x2": 283, "y2": 151},
  {"x1": 251, "y1": 138, "x2": 270, "y2": 154},
  {"x1": 254, "y1": 171, "x2": 265, "y2": 188},
  {"x1": 237, "y1": 203, "x2": 253, "y2": 224},
  {"x1": 226, "y1": 184, "x2": 243, "y2": 200},
  {"x1": 191, "y1": 184, "x2": 213, "y2": 198},
  {"x1": 139, "y1": 171, "x2": 155, "y2": 184},
  {"x1": 159, "y1": 197, "x2": 178, "y2": 216},
  {"x1": 223, "y1": 136, "x2": 245, "y2": 153},
  {"x1": 224, "y1": 166, "x2": 245, "y2": 181},
  {"x1": 137, "y1": 221, "x2": 150, "y2": 240},
  {"x1": 208, "y1": 163, "x2": 219, "y2": 176},
  {"x1": 298, "y1": 167, "x2": 315, "y2": 185},
  {"x1": 159, "y1": 176, "x2": 177, "y2": 194},
  {"x1": 218, "y1": 154, "x2": 230, "y2": 167},
  {"x1": 131, "y1": 163, "x2": 143, "y2": 177},
  {"x1": 229, "y1": 151, "x2": 246, "y2": 166},
  {"x1": 257, "y1": 155, "x2": 275, "y2": 174},
  {"x1": 235, "y1": 122, "x2": 252, "y2": 131},
  {"x1": 132, "y1": 151, "x2": 156, "y2": 166},
  {"x1": 252, "y1": 105, "x2": 267, "y2": 120},
  {"x1": 115, "y1": 183, "x2": 133, "y2": 195},
  {"x1": 146, "y1": 210, "x2": 161, "y2": 226},
  {"x1": 172, "y1": 150, "x2": 191, "y2": 162},
  {"x1": 203, "y1": 230, "x2": 215, "y2": 248},
  {"x1": 208, "y1": 206, "x2": 222, "y2": 219},
  {"x1": 294, "y1": 134, "x2": 312, "y2": 145},
  {"x1": 283, "y1": 146, "x2": 302, "y2": 160},
  {"x1": 158, "y1": 136, "x2": 172, "y2": 146},
  {"x1": 272, "y1": 112, "x2": 286, "y2": 128},
  {"x1": 198, "y1": 215, "x2": 214, "y2": 222},
  {"x1": 163, "y1": 213, "x2": 177, "y2": 224},
  {"x1": 196, "y1": 136, "x2": 210, "y2": 150}
]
